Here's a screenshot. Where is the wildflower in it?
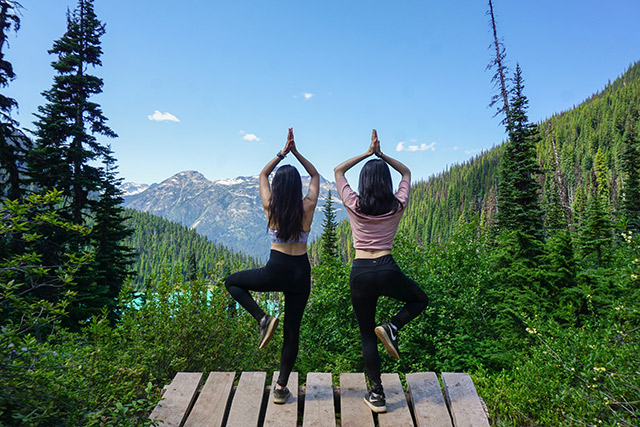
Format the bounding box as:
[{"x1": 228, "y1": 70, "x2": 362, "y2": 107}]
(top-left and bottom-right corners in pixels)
[
  {"x1": 632, "y1": 274, "x2": 638, "y2": 280},
  {"x1": 526, "y1": 327, "x2": 537, "y2": 335},
  {"x1": 593, "y1": 366, "x2": 606, "y2": 373}
]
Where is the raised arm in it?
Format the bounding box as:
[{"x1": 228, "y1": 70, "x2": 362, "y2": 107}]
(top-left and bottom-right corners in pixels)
[
  {"x1": 259, "y1": 132, "x2": 291, "y2": 212},
  {"x1": 334, "y1": 130, "x2": 377, "y2": 180},
  {"x1": 372, "y1": 130, "x2": 411, "y2": 182},
  {"x1": 288, "y1": 129, "x2": 319, "y2": 207}
]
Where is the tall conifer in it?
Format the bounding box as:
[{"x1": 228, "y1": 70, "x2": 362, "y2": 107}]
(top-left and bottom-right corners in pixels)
[
  {"x1": 29, "y1": 0, "x2": 116, "y2": 223},
  {"x1": 320, "y1": 190, "x2": 338, "y2": 262},
  {"x1": 27, "y1": 0, "x2": 131, "y2": 327},
  {"x1": 496, "y1": 64, "x2": 544, "y2": 248}
]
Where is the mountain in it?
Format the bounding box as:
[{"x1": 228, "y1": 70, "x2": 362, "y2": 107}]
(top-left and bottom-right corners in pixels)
[{"x1": 122, "y1": 171, "x2": 346, "y2": 259}]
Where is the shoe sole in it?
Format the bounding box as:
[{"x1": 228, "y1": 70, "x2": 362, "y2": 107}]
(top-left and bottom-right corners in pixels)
[
  {"x1": 375, "y1": 326, "x2": 400, "y2": 359},
  {"x1": 363, "y1": 396, "x2": 387, "y2": 413},
  {"x1": 258, "y1": 317, "x2": 279, "y2": 349}
]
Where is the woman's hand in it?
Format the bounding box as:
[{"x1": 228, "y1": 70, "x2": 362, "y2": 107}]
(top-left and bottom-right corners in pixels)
[
  {"x1": 284, "y1": 127, "x2": 296, "y2": 155},
  {"x1": 371, "y1": 129, "x2": 382, "y2": 156},
  {"x1": 367, "y1": 129, "x2": 379, "y2": 156}
]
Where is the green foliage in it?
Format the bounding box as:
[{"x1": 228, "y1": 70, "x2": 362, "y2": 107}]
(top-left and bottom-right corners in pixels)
[
  {"x1": 299, "y1": 257, "x2": 360, "y2": 375},
  {"x1": 385, "y1": 228, "x2": 493, "y2": 373},
  {"x1": 476, "y1": 309, "x2": 639, "y2": 426},
  {"x1": 0, "y1": 190, "x2": 90, "y2": 339},
  {"x1": 117, "y1": 269, "x2": 281, "y2": 381}
]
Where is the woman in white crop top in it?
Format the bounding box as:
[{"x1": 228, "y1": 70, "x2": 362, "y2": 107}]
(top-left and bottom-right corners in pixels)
[
  {"x1": 225, "y1": 128, "x2": 319, "y2": 404},
  {"x1": 335, "y1": 130, "x2": 428, "y2": 413}
]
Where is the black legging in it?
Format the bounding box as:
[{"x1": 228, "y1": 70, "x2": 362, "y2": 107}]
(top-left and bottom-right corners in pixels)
[
  {"x1": 225, "y1": 249, "x2": 311, "y2": 388},
  {"x1": 349, "y1": 255, "x2": 428, "y2": 393}
]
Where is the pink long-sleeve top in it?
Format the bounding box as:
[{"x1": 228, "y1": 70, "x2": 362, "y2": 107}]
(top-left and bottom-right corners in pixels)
[{"x1": 336, "y1": 176, "x2": 410, "y2": 250}]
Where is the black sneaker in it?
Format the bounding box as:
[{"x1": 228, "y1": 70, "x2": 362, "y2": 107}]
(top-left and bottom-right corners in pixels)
[
  {"x1": 258, "y1": 315, "x2": 279, "y2": 349},
  {"x1": 375, "y1": 323, "x2": 400, "y2": 359},
  {"x1": 364, "y1": 391, "x2": 387, "y2": 413},
  {"x1": 273, "y1": 385, "x2": 290, "y2": 404}
]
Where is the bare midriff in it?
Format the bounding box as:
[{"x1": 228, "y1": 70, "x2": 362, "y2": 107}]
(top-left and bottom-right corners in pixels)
[
  {"x1": 271, "y1": 242, "x2": 308, "y2": 256},
  {"x1": 354, "y1": 248, "x2": 392, "y2": 259}
]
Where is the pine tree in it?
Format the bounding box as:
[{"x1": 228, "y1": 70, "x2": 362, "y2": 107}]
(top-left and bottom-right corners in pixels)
[
  {"x1": 496, "y1": 64, "x2": 544, "y2": 249},
  {"x1": 621, "y1": 117, "x2": 640, "y2": 233},
  {"x1": 29, "y1": 0, "x2": 116, "y2": 223},
  {"x1": 320, "y1": 190, "x2": 338, "y2": 262},
  {"x1": 0, "y1": 0, "x2": 29, "y2": 201}
]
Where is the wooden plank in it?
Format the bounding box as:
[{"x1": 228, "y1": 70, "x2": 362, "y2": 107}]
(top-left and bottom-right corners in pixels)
[
  {"x1": 406, "y1": 372, "x2": 453, "y2": 427},
  {"x1": 150, "y1": 372, "x2": 203, "y2": 427},
  {"x1": 225, "y1": 371, "x2": 267, "y2": 427},
  {"x1": 263, "y1": 371, "x2": 299, "y2": 427},
  {"x1": 183, "y1": 372, "x2": 235, "y2": 427},
  {"x1": 377, "y1": 373, "x2": 414, "y2": 427},
  {"x1": 302, "y1": 372, "x2": 336, "y2": 427},
  {"x1": 441, "y1": 373, "x2": 490, "y2": 427},
  {"x1": 339, "y1": 373, "x2": 375, "y2": 427}
]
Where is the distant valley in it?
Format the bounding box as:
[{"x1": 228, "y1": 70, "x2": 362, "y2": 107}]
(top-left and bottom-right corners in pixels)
[{"x1": 122, "y1": 171, "x2": 346, "y2": 260}]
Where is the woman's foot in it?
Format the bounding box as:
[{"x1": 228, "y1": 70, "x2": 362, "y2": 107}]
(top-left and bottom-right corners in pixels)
[
  {"x1": 258, "y1": 315, "x2": 279, "y2": 349},
  {"x1": 364, "y1": 390, "x2": 386, "y2": 413},
  {"x1": 273, "y1": 385, "x2": 290, "y2": 404},
  {"x1": 375, "y1": 322, "x2": 400, "y2": 359}
]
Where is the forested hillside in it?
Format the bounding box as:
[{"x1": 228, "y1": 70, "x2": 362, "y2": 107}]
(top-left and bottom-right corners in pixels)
[
  {"x1": 124, "y1": 209, "x2": 259, "y2": 289},
  {"x1": 400, "y1": 61, "x2": 640, "y2": 244}
]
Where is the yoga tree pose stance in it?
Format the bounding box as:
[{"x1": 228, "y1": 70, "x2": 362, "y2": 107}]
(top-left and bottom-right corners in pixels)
[
  {"x1": 225, "y1": 128, "x2": 319, "y2": 404},
  {"x1": 334, "y1": 129, "x2": 429, "y2": 413}
]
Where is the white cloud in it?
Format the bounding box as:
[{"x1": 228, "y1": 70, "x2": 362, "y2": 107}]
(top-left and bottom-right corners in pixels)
[
  {"x1": 453, "y1": 146, "x2": 459, "y2": 151},
  {"x1": 302, "y1": 92, "x2": 313, "y2": 100},
  {"x1": 239, "y1": 130, "x2": 260, "y2": 142},
  {"x1": 396, "y1": 141, "x2": 436, "y2": 152},
  {"x1": 464, "y1": 148, "x2": 486, "y2": 155},
  {"x1": 148, "y1": 110, "x2": 180, "y2": 122}
]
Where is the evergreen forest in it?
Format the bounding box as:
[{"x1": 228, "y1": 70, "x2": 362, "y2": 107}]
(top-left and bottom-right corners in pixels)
[{"x1": 1, "y1": 0, "x2": 639, "y2": 425}]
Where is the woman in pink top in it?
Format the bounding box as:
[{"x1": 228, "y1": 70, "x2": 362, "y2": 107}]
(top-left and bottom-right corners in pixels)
[{"x1": 334, "y1": 130, "x2": 428, "y2": 413}]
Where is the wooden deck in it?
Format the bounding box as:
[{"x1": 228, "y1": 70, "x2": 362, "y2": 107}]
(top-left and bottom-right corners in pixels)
[{"x1": 149, "y1": 371, "x2": 490, "y2": 427}]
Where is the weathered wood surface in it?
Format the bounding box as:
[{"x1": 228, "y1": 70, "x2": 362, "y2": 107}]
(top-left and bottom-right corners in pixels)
[
  {"x1": 406, "y1": 372, "x2": 453, "y2": 427},
  {"x1": 184, "y1": 371, "x2": 234, "y2": 427},
  {"x1": 150, "y1": 371, "x2": 490, "y2": 427},
  {"x1": 339, "y1": 373, "x2": 375, "y2": 427},
  {"x1": 378, "y1": 373, "x2": 415, "y2": 427},
  {"x1": 225, "y1": 371, "x2": 267, "y2": 427},
  {"x1": 150, "y1": 372, "x2": 202, "y2": 427},
  {"x1": 441, "y1": 372, "x2": 490, "y2": 427},
  {"x1": 263, "y1": 371, "x2": 298, "y2": 427},
  {"x1": 302, "y1": 372, "x2": 336, "y2": 427}
]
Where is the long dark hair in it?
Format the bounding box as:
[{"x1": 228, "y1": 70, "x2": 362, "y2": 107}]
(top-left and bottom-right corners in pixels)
[
  {"x1": 357, "y1": 159, "x2": 402, "y2": 216},
  {"x1": 269, "y1": 165, "x2": 304, "y2": 241}
]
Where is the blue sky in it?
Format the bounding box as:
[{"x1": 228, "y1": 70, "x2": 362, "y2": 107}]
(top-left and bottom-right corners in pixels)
[{"x1": 5, "y1": 1, "x2": 640, "y2": 185}]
